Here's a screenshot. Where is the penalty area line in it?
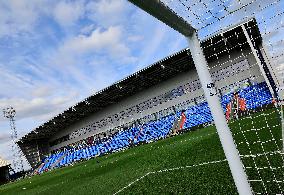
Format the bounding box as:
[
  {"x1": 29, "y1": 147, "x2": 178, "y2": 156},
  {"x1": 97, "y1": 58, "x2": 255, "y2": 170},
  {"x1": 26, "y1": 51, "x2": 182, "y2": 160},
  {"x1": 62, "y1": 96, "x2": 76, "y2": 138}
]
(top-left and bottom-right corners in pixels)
[{"x1": 113, "y1": 159, "x2": 227, "y2": 195}]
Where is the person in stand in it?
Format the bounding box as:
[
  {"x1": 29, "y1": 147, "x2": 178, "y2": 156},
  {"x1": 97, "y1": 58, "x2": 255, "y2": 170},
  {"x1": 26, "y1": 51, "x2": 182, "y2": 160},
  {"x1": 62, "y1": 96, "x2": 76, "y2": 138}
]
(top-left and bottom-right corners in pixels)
[
  {"x1": 134, "y1": 126, "x2": 143, "y2": 144},
  {"x1": 171, "y1": 117, "x2": 179, "y2": 136},
  {"x1": 128, "y1": 137, "x2": 134, "y2": 148}
]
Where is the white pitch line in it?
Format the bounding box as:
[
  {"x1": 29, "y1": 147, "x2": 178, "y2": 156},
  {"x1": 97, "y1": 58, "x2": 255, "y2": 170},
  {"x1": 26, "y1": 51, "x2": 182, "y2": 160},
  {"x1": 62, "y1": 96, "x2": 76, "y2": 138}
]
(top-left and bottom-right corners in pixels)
[{"x1": 113, "y1": 159, "x2": 227, "y2": 195}]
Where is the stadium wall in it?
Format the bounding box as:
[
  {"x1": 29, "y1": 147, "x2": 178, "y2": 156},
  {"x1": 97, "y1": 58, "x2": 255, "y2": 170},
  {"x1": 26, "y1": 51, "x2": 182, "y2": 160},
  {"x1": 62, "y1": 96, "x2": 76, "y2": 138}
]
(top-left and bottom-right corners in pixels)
[{"x1": 49, "y1": 47, "x2": 264, "y2": 151}]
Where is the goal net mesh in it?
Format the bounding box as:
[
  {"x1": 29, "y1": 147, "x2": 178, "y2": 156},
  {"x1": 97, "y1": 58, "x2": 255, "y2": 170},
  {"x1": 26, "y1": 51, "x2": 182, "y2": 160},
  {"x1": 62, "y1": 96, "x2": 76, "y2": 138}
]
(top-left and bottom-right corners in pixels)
[{"x1": 159, "y1": 0, "x2": 284, "y2": 194}]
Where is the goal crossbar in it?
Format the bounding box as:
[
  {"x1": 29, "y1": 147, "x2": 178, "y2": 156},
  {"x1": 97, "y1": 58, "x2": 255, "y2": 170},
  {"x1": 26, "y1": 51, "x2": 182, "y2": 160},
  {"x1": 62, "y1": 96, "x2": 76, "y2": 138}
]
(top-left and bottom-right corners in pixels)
[{"x1": 128, "y1": 0, "x2": 195, "y2": 37}]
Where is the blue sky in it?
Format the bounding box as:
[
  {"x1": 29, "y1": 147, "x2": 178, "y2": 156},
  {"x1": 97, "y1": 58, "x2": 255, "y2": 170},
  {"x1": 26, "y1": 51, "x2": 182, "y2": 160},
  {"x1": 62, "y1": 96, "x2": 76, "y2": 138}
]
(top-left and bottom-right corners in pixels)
[
  {"x1": 0, "y1": 0, "x2": 283, "y2": 169},
  {"x1": 0, "y1": 0, "x2": 188, "y2": 165}
]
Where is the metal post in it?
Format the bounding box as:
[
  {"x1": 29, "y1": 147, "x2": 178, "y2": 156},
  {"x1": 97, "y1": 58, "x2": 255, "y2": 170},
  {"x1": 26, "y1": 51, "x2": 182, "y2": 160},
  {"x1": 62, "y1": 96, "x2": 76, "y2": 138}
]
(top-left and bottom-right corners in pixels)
[
  {"x1": 187, "y1": 31, "x2": 253, "y2": 195},
  {"x1": 241, "y1": 25, "x2": 276, "y2": 99},
  {"x1": 281, "y1": 103, "x2": 284, "y2": 152},
  {"x1": 261, "y1": 43, "x2": 281, "y2": 90}
]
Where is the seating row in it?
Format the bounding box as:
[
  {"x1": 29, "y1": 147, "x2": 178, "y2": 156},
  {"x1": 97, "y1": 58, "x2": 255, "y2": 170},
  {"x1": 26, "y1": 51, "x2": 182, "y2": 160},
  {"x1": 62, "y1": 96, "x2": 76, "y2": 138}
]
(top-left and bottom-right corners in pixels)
[{"x1": 37, "y1": 82, "x2": 272, "y2": 173}]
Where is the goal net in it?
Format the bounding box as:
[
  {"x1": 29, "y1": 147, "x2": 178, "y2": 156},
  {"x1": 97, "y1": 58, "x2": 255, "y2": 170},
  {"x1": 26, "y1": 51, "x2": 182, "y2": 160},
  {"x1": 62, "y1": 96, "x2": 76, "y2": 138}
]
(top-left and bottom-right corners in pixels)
[
  {"x1": 33, "y1": 1, "x2": 283, "y2": 194},
  {"x1": 131, "y1": 0, "x2": 284, "y2": 194}
]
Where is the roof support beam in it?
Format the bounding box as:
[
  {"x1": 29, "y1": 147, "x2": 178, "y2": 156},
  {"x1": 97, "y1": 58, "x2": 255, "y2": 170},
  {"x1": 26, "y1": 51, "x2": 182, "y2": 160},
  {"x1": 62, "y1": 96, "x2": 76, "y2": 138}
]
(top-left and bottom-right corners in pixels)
[{"x1": 128, "y1": 0, "x2": 194, "y2": 37}]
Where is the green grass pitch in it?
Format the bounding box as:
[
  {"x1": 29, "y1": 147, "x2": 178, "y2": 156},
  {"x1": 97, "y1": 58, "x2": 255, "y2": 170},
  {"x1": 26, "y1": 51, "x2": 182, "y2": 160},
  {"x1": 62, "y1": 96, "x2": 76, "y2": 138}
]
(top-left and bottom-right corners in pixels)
[{"x1": 0, "y1": 108, "x2": 283, "y2": 194}]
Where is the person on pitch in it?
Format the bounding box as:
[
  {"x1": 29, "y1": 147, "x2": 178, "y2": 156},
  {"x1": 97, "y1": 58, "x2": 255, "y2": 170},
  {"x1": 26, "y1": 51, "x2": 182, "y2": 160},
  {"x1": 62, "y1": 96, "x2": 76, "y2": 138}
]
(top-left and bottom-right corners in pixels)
[
  {"x1": 178, "y1": 110, "x2": 187, "y2": 133},
  {"x1": 226, "y1": 89, "x2": 247, "y2": 121},
  {"x1": 172, "y1": 110, "x2": 187, "y2": 135}
]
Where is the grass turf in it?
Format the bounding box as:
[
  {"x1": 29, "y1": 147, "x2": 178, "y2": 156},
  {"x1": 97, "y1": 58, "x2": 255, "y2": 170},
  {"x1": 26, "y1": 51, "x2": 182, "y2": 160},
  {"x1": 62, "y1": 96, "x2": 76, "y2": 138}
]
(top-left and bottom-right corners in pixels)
[{"x1": 0, "y1": 108, "x2": 283, "y2": 195}]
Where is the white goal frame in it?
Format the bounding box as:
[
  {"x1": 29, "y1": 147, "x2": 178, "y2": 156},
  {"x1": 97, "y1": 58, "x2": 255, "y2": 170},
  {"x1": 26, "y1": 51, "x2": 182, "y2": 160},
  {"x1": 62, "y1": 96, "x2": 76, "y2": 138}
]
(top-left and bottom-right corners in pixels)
[{"x1": 127, "y1": 0, "x2": 253, "y2": 194}]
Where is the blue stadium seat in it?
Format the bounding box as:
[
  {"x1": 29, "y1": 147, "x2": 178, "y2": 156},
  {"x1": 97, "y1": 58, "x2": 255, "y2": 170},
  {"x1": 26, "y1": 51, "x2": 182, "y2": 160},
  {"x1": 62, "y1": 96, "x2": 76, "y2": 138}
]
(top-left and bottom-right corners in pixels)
[{"x1": 38, "y1": 82, "x2": 272, "y2": 173}]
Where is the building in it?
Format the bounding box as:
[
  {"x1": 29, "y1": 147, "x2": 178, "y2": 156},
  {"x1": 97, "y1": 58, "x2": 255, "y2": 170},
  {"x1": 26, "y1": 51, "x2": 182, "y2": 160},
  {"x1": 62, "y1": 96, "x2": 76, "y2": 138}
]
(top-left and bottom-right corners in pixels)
[
  {"x1": 0, "y1": 157, "x2": 10, "y2": 185},
  {"x1": 17, "y1": 19, "x2": 279, "y2": 169}
]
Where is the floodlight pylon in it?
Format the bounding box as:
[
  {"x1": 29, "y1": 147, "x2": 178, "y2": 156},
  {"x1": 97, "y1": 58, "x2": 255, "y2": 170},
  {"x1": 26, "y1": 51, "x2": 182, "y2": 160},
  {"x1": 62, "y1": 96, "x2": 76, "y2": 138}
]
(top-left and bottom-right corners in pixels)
[
  {"x1": 128, "y1": 1, "x2": 253, "y2": 194},
  {"x1": 281, "y1": 103, "x2": 284, "y2": 152},
  {"x1": 3, "y1": 107, "x2": 24, "y2": 173}
]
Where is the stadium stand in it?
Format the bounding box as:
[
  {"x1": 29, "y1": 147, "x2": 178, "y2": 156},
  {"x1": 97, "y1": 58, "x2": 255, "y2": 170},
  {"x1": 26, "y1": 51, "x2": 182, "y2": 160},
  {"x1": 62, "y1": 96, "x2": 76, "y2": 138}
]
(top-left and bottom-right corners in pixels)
[
  {"x1": 36, "y1": 81, "x2": 273, "y2": 174},
  {"x1": 17, "y1": 20, "x2": 279, "y2": 172},
  {"x1": 48, "y1": 58, "x2": 262, "y2": 149}
]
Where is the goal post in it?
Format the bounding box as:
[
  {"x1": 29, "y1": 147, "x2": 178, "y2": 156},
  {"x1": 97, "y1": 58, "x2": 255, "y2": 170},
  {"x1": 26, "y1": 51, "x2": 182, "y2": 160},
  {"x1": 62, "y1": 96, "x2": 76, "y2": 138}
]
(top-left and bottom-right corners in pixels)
[
  {"x1": 128, "y1": 1, "x2": 253, "y2": 194},
  {"x1": 187, "y1": 32, "x2": 252, "y2": 195}
]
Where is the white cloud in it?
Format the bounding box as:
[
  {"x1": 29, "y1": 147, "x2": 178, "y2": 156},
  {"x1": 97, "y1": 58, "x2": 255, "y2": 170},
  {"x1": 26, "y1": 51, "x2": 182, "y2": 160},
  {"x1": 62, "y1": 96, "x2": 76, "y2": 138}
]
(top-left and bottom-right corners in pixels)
[
  {"x1": 127, "y1": 35, "x2": 144, "y2": 42},
  {"x1": 86, "y1": 0, "x2": 129, "y2": 28},
  {"x1": 61, "y1": 26, "x2": 123, "y2": 53},
  {"x1": 134, "y1": 23, "x2": 168, "y2": 70},
  {"x1": 0, "y1": 66, "x2": 82, "y2": 123},
  {"x1": 56, "y1": 25, "x2": 136, "y2": 64},
  {"x1": 44, "y1": 25, "x2": 137, "y2": 94},
  {"x1": 0, "y1": 133, "x2": 10, "y2": 145},
  {"x1": 0, "y1": 67, "x2": 34, "y2": 98},
  {"x1": 0, "y1": 0, "x2": 49, "y2": 37},
  {"x1": 0, "y1": 0, "x2": 187, "y2": 169},
  {"x1": 0, "y1": 93, "x2": 79, "y2": 123},
  {"x1": 53, "y1": 0, "x2": 85, "y2": 27},
  {"x1": 31, "y1": 85, "x2": 55, "y2": 98},
  {"x1": 80, "y1": 24, "x2": 96, "y2": 35}
]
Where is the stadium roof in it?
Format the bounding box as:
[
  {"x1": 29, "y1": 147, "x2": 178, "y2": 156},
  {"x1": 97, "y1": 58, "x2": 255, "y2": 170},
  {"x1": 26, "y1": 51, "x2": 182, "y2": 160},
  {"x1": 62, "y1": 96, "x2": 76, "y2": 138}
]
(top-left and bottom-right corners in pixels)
[
  {"x1": 18, "y1": 19, "x2": 261, "y2": 143},
  {"x1": 0, "y1": 157, "x2": 10, "y2": 168}
]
